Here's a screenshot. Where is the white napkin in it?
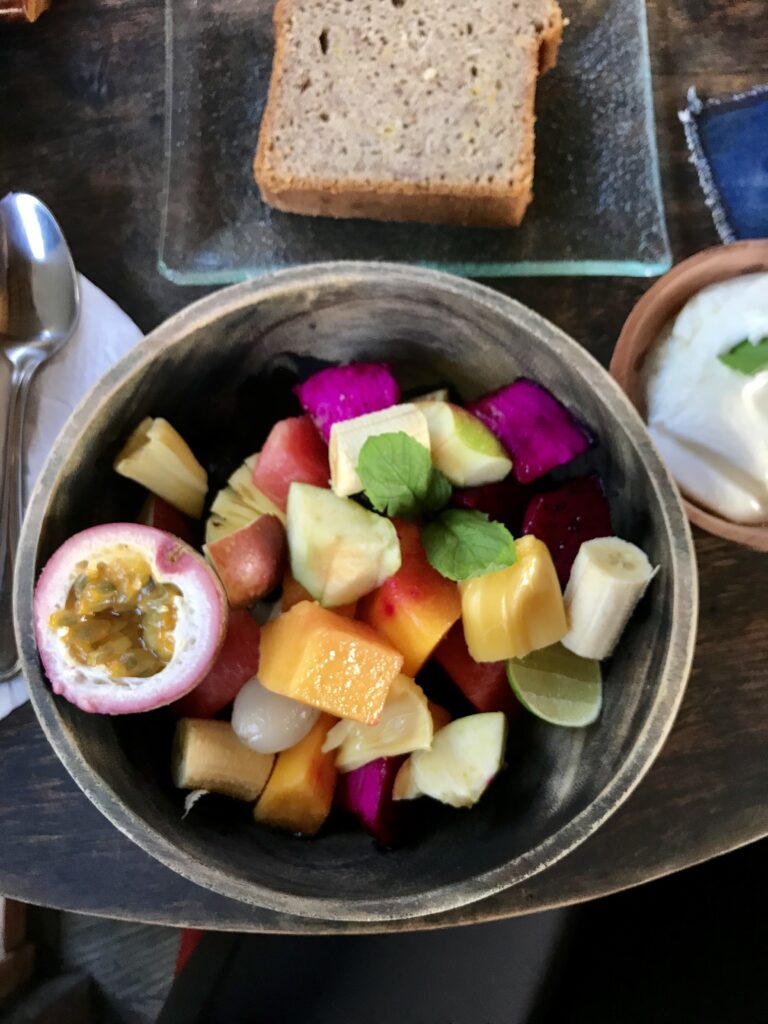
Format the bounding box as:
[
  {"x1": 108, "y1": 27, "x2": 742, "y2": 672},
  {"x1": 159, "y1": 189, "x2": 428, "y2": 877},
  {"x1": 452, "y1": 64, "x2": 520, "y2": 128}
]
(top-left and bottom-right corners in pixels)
[{"x1": 0, "y1": 275, "x2": 143, "y2": 720}]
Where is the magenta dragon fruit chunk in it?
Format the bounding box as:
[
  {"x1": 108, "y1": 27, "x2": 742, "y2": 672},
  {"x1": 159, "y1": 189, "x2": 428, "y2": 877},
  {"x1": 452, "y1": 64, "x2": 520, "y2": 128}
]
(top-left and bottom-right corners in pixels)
[
  {"x1": 522, "y1": 474, "x2": 612, "y2": 587},
  {"x1": 336, "y1": 756, "x2": 405, "y2": 846},
  {"x1": 467, "y1": 378, "x2": 594, "y2": 484},
  {"x1": 294, "y1": 362, "x2": 400, "y2": 442}
]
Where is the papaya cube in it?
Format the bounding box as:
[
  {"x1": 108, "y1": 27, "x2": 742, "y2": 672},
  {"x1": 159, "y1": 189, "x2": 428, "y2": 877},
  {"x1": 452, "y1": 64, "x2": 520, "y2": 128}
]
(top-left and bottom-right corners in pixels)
[
  {"x1": 259, "y1": 601, "x2": 404, "y2": 724},
  {"x1": 358, "y1": 521, "x2": 461, "y2": 676},
  {"x1": 254, "y1": 713, "x2": 338, "y2": 835}
]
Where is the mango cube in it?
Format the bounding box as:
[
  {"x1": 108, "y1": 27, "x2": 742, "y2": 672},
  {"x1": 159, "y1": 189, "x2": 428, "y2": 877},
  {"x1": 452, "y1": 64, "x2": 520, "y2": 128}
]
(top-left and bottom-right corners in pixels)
[
  {"x1": 459, "y1": 535, "x2": 567, "y2": 662},
  {"x1": 258, "y1": 601, "x2": 404, "y2": 724},
  {"x1": 254, "y1": 713, "x2": 338, "y2": 835},
  {"x1": 358, "y1": 521, "x2": 461, "y2": 676}
]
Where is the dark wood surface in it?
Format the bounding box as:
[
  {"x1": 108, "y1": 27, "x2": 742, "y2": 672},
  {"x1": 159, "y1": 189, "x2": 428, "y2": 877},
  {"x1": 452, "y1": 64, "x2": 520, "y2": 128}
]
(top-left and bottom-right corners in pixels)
[{"x1": 0, "y1": 0, "x2": 766, "y2": 932}]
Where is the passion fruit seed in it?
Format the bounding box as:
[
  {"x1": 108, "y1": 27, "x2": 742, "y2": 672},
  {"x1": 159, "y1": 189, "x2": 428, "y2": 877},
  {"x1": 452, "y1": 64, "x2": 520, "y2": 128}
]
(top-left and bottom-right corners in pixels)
[{"x1": 48, "y1": 553, "x2": 182, "y2": 679}]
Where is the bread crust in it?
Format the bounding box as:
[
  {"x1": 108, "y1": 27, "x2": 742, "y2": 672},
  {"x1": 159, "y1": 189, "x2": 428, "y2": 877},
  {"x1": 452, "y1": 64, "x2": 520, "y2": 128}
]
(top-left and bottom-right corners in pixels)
[{"x1": 254, "y1": 0, "x2": 563, "y2": 228}]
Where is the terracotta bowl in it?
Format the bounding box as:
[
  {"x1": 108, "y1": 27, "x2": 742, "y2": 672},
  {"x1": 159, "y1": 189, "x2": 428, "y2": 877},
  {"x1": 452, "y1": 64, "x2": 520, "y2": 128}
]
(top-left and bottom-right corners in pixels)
[
  {"x1": 611, "y1": 240, "x2": 768, "y2": 551},
  {"x1": 14, "y1": 264, "x2": 697, "y2": 923}
]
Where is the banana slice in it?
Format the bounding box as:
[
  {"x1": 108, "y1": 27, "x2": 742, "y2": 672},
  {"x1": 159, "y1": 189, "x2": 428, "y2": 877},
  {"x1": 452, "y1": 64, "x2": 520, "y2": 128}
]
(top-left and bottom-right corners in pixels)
[
  {"x1": 329, "y1": 403, "x2": 430, "y2": 497},
  {"x1": 561, "y1": 537, "x2": 658, "y2": 660}
]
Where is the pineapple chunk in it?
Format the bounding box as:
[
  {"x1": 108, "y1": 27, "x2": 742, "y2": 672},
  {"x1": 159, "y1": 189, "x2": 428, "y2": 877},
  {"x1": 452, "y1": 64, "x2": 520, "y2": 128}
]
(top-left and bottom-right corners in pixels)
[
  {"x1": 114, "y1": 417, "x2": 207, "y2": 518},
  {"x1": 321, "y1": 674, "x2": 433, "y2": 772},
  {"x1": 205, "y1": 453, "x2": 286, "y2": 545},
  {"x1": 329, "y1": 403, "x2": 430, "y2": 497}
]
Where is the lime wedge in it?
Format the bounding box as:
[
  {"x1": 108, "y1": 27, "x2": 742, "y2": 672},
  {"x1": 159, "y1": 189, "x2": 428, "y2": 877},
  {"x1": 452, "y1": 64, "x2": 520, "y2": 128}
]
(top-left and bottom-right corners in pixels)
[{"x1": 506, "y1": 643, "x2": 602, "y2": 727}]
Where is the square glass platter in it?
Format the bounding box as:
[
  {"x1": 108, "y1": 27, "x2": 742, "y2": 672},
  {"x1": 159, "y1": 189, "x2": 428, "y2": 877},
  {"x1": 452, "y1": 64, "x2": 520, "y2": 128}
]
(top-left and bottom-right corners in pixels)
[{"x1": 160, "y1": 0, "x2": 671, "y2": 283}]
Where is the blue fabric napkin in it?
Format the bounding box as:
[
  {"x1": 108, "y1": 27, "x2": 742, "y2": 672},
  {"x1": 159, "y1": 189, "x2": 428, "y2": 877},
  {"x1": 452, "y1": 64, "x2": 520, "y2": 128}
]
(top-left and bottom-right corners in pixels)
[{"x1": 679, "y1": 85, "x2": 768, "y2": 243}]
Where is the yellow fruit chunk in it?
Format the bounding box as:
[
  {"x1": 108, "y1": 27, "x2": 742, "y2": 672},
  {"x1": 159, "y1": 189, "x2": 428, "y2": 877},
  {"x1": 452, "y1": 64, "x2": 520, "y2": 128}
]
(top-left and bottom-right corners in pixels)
[
  {"x1": 253, "y1": 713, "x2": 338, "y2": 835},
  {"x1": 172, "y1": 719, "x2": 274, "y2": 801},
  {"x1": 205, "y1": 454, "x2": 286, "y2": 545},
  {"x1": 259, "y1": 601, "x2": 404, "y2": 724},
  {"x1": 459, "y1": 535, "x2": 567, "y2": 662},
  {"x1": 114, "y1": 417, "x2": 208, "y2": 518},
  {"x1": 321, "y1": 674, "x2": 433, "y2": 772}
]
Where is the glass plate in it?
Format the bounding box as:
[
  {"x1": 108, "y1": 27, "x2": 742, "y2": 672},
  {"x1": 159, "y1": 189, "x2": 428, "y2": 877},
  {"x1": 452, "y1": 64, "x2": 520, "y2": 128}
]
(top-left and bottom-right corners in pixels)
[{"x1": 160, "y1": 0, "x2": 671, "y2": 284}]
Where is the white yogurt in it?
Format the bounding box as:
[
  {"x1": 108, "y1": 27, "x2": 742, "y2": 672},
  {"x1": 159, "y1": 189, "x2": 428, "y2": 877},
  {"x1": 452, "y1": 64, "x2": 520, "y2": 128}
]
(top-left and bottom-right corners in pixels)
[{"x1": 644, "y1": 272, "x2": 768, "y2": 525}]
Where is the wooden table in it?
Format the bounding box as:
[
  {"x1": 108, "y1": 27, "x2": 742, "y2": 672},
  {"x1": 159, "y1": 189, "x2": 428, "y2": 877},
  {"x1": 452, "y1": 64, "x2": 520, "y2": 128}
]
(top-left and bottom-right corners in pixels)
[{"x1": 0, "y1": 0, "x2": 766, "y2": 932}]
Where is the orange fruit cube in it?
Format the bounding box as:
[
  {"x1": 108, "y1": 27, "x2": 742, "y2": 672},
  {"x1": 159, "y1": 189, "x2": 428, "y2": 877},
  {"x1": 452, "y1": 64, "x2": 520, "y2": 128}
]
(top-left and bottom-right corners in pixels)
[
  {"x1": 254, "y1": 713, "x2": 338, "y2": 835},
  {"x1": 357, "y1": 520, "x2": 461, "y2": 676},
  {"x1": 259, "y1": 601, "x2": 404, "y2": 724}
]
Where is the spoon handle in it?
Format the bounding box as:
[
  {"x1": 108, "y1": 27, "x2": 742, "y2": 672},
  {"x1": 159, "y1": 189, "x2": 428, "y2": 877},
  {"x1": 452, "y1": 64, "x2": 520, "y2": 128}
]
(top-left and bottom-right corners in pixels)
[{"x1": 0, "y1": 357, "x2": 38, "y2": 680}]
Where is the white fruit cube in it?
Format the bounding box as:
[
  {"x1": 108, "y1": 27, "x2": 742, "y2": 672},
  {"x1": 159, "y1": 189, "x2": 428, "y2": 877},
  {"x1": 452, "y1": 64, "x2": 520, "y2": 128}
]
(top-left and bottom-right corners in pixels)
[{"x1": 329, "y1": 403, "x2": 430, "y2": 497}]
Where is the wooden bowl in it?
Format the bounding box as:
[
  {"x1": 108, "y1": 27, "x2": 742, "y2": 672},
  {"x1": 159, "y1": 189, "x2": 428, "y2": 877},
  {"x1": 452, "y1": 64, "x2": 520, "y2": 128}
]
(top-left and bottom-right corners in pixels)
[
  {"x1": 14, "y1": 264, "x2": 697, "y2": 923},
  {"x1": 611, "y1": 240, "x2": 768, "y2": 551}
]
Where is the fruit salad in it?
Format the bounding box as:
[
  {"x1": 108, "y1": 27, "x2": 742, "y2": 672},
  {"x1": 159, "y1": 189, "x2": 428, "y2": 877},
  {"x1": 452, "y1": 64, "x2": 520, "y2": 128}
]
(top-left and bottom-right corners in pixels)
[{"x1": 33, "y1": 361, "x2": 658, "y2": 845}]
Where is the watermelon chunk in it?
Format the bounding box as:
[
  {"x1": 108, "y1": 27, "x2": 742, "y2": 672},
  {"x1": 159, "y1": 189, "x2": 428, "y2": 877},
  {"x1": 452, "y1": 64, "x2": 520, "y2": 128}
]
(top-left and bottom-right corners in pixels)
[
  {"x1": 522, "y1": 474, "x2": 612, "y2": 587},
  {"x1": 467, "y1": 379, "x2": 594, "y2": 484},
  {"x1": 451, "y1": 477, "x2": 533, "y2": 535},
  {"x1": 173, "y1": 608, "x2": 261, "y2": 718},
  {"x1": 336, "y1": 756, "x2": 405, "y2": 846},
  {"x1": 294, "y1": 362, "x2": 400, "y2": 441},
  {"x1": 433, "y1": 623, "x2": 520, "y2": 717},
  {"x1": 251, "y1": 416, "x2": 330, "y2": 511}
]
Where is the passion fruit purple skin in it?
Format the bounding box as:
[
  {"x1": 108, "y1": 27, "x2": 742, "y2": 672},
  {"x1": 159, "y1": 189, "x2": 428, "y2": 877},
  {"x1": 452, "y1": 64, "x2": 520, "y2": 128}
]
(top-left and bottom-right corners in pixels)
[{"x1": 33, "y1": 523, "x2": 228, "y2": 715}]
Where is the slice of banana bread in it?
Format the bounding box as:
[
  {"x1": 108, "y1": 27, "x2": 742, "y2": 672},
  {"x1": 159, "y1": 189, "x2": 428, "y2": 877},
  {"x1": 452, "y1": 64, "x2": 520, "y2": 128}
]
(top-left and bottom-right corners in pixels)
[{"x1": 254, "y1": 0, "x2": 563, "y2": 228}]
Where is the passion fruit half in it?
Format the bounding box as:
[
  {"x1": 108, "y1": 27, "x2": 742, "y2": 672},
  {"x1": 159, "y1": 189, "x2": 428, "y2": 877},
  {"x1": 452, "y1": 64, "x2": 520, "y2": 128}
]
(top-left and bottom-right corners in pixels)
[{"x1": 33, "y1": 524, "x2": 228, "y2": 714}]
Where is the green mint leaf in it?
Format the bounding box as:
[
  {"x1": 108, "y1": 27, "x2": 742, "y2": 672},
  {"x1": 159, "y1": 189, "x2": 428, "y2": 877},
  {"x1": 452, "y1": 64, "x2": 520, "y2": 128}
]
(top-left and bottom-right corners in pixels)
[
  {"x1": 423, "y1": 465, "x2": 453, "y2": 515},
  {"x1": 357, "y1": 432, "x2": 452, "y2": 519},
  {"x1": 718, "y1": 337, "x2": 768, "y2": 376},
  {"x1": 421, "y1": 510, "x2": 517, "y2": 581}
]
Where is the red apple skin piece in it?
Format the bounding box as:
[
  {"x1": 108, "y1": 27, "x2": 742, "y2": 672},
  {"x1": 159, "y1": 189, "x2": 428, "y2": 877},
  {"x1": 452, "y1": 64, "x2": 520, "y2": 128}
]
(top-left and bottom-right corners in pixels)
[
  {"x1": 174, "y1": 607, "x2": 261, "y2": 718},
  {"x1": 139, "y1": 494, "x2": 197, "y2": 546},
  {"x1": 206, "y1": 515, "x2": 287, "y2": 608},
  {"x1": 251, "y1": 415, "x2": 330, "y2": 511},
  {"x1": 357, "y1": 520, "x2": 461, "y2": 676},
  {"x1": 433, "y1": 623, "x2": 520, "y2": 717}
]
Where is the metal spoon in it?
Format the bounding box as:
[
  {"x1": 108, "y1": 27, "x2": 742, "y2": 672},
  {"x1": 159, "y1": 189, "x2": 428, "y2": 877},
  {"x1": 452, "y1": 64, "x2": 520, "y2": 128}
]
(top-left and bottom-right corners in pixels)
[{"x1": 0, "y1": 193, "x2": 79, "y2": 680}]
